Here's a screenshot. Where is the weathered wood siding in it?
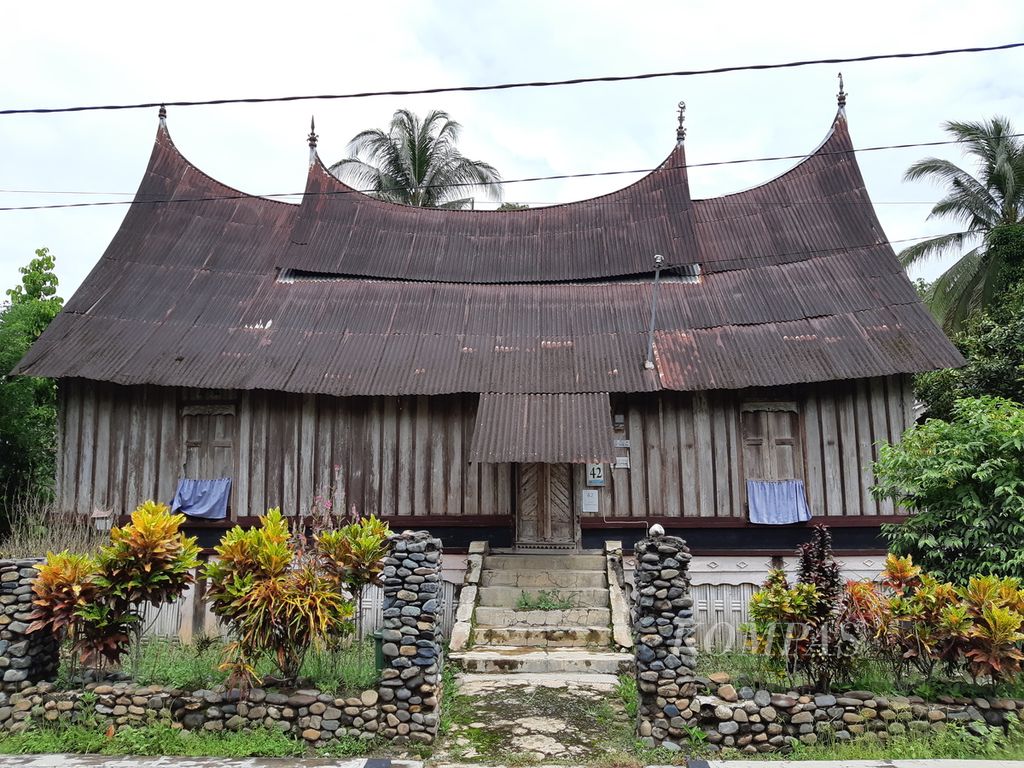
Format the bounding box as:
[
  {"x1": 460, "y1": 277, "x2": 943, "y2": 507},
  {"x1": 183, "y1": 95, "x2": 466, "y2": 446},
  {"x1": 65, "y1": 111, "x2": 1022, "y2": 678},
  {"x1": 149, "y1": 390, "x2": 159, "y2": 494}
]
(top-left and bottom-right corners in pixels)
[
  {"x1": 57, "y1": 381, "x2": 511, "y2": 519},
  {"x1": 575, "y1": 375, "x2": 914, "y2": 518},
  {"x1": 57, "y1": 374, "x2": 912, "y2": 521}
]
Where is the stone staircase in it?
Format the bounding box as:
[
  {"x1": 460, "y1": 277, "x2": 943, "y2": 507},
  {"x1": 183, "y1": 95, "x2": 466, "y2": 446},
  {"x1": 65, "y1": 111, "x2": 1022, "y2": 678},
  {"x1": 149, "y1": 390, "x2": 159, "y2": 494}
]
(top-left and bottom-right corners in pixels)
[{"x1": 450, "y1": 551, "x2": 634, "y2": 676}]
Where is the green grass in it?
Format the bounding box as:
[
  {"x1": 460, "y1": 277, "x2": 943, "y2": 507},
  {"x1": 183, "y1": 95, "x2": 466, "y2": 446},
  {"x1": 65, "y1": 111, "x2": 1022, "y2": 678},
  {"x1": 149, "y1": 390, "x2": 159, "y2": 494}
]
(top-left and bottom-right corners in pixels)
[
  {"x1": 616, "y1": 674, "x2": 638, "y2": 719},
  {"x1": 515, "y1": 589, "x2": 576, "y2": 610},
  {"x1": 0, "y1": 723, "x2": 306, "y2": 757},
  {"x1": 114, "y1": 635, "x2": 378, "y2": 696},
  {"x1": 758, "y1": 720, "x2": 1024, "y2": 761}
]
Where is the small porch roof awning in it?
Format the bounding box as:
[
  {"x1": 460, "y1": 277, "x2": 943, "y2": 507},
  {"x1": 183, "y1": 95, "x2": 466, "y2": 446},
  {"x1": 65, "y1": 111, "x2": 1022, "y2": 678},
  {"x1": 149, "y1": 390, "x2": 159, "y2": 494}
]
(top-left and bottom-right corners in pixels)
[{"x1": 469, "y1": 392, "x2": 616, "y2": 464}]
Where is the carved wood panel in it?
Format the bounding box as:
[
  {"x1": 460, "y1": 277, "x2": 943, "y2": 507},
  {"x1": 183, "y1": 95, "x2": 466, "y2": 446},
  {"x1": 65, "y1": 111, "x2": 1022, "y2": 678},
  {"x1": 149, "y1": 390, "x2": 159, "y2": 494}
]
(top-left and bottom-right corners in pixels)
[{"x1": 516, "y1": 463, "x2": 577, "y2": 547}]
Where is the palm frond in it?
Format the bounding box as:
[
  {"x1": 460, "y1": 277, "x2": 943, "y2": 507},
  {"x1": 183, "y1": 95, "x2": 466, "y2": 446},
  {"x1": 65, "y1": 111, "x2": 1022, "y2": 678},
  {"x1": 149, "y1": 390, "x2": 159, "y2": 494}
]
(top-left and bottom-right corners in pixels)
[
  {"x1": 897, "y1": 231, "x2": 976, "y2": 270},
  {"x1": 928, "y1": 247, "x2": 985, "y2": 332}
]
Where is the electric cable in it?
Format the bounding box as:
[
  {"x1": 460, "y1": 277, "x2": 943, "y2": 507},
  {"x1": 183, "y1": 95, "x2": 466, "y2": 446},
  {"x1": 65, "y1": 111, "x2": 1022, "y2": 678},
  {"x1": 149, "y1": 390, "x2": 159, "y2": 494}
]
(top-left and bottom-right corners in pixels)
[{"x1": 1, "y1": 42, "x2": 1021, "y2": 116}]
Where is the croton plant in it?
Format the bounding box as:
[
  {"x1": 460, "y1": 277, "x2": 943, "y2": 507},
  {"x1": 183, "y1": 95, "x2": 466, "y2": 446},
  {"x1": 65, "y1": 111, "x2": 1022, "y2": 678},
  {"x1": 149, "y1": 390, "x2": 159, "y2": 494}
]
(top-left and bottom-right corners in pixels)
[{"x1": 28, "y1": 501, "x2": 200, "y2": 667}]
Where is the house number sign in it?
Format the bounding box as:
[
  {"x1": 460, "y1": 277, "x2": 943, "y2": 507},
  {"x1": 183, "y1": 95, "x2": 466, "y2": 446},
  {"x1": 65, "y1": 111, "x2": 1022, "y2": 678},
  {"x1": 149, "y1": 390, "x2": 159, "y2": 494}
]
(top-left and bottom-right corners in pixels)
[{"x1": 586, "y1": 462, "x2": 605, "y2": 486}]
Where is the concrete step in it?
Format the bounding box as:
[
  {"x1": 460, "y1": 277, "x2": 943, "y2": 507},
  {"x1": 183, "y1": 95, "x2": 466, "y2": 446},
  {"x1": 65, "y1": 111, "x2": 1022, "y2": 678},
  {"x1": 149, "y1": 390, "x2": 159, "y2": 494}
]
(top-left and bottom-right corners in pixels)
[
  {"x1": 450, "y1": 647, "x2": 634, "y2": 675},
  {"x1": 474, "y1": 606, "x2": 612, "y2": 627},
  {"x1": 473, "y1": 625, "x2": 612, "y2": 648},
  {"x1": 477, "y1": 585, "x2": 610, "y2": 609},
  {"x1": 484, "y1": 554, "x2": 605, "y2": 571},
  {"x1": 455, "y1": 671, "x2": 623, "y2": 692},
  {"x1": 479, "y1": 568, "x2": 607, "y2": 589}
]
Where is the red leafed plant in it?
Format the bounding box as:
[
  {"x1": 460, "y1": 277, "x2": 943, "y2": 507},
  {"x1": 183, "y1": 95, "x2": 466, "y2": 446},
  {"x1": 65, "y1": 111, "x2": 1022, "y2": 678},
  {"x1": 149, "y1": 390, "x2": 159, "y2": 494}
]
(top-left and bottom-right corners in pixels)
[{"x1": 27, "y1": 501, "x2": 200, "y2": 669}]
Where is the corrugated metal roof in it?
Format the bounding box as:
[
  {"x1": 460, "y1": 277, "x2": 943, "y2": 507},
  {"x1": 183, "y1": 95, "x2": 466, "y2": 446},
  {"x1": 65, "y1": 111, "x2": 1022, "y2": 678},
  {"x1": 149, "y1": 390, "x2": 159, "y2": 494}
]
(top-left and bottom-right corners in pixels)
[
  {"x1": 14, "y1": 109, "x2": 964, "y2": 394},
  {"x1": 469, "y1": 393, "x2": 615, "y2": 463}
]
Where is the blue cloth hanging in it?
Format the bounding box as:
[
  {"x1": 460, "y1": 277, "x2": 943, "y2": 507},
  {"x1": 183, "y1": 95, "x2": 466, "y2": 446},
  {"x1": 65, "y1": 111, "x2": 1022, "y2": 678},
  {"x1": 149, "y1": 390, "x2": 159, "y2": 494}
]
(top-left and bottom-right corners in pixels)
[
  {"x1": 746, "y1": 479, "x2": 812, "y2": 525},
  {"x1": 170, "y1": 477, "x2": 232, "y2": 520}
]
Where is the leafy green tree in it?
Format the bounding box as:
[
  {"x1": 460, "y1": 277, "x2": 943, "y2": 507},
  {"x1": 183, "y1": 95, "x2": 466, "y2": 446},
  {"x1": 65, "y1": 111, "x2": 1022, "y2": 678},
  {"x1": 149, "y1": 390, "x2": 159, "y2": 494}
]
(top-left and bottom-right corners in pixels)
[
  {"x1": 898, "y1": 118, "x2": 1024, "y2": 331},
  {"x1": 329, "y1": 108, "x2": 503, "y2": 210},
  {"x1": 915, "y1": 226, "x2": 1024, "y2": 419},
  {"x1": 497, "y1": 202, "x2": 529, "y2": 210},
  {"x1": 873, "y1": 396, "x2": 1024, "y2": 584},
  {"x1": 0, "y1": 248, "x2": 63, "y2": 505}
]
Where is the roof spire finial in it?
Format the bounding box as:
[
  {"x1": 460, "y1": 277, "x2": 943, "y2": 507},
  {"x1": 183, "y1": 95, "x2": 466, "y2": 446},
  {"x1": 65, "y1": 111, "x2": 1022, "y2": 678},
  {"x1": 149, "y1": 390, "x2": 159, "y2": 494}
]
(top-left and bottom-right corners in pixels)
[
  {"x1": 837, "y1": 72, "x2": 847, "y2": 109},
  {"x1": 158, "y1": 104, "x2": 167, "y2": 123},
  {"x1": 676, "y1": 101, "x2": 686, "y2": 142},
  {"x1": 307, "y1": 116, "x2": 318, "y2": 150}
]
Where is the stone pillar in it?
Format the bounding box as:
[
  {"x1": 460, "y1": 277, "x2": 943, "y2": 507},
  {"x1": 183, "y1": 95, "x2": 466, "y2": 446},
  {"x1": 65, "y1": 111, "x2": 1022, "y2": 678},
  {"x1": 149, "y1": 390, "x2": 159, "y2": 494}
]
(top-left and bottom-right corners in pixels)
[
  {"x1": 632, "y1": 532, "x2": 698, "y2": 750},
  {"x1": 377, "y1": 531, "x2": 443, "y2": 746},
  {"x1": 0, "y1": 559, "x2": 58, "y2": 690}
]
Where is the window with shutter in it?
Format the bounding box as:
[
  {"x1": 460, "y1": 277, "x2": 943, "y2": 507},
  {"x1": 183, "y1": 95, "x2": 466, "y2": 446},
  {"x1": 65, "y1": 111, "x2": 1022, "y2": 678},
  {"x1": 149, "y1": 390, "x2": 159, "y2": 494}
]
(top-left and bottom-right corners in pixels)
[
  {"x1": 740, "y1": 402, "x2": 804, "y2": 481},
  {"x1": 180, "y1": 403, "x2": 237, "y2": 479}
]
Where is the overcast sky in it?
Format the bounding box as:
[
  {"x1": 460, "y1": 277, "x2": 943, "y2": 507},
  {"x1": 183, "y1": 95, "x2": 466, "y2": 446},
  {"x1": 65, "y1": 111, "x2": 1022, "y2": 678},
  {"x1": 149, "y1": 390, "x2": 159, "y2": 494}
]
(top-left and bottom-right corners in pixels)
[{"x1": 2, "y1": 1, "x2": 1022, "y2": 300}]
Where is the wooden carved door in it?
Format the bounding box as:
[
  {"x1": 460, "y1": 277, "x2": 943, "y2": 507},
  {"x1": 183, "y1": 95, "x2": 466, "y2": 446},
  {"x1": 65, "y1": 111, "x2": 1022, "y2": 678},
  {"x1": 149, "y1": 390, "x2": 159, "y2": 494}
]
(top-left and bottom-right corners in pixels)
[{"x1": 516, "y1": 463, "x2": 578, "y2": 549}]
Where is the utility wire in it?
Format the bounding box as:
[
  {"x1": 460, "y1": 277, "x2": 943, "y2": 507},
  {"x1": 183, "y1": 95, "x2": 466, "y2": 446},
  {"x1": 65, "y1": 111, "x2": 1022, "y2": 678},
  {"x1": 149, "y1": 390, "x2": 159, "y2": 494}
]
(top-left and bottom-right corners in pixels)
[
  {"x1": 2, "y1": 42, "x2": 1022, "y2": 116},
  {"x1": 3, "y1": 131, "x2": 1022, "y2": 213}
]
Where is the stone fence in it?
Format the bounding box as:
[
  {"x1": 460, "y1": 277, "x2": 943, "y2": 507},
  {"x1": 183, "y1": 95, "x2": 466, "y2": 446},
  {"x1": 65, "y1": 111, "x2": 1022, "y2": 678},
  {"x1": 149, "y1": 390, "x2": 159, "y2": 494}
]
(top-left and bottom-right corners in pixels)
[
  {"x1": 629, "y1": 530, "x2": 1019, "y2": 754},
  {"x1": 676, "y1": 678, "x2": 1021, "y2": 754},
  {"x1": 0, "y1": 529, "x2": 445, "y2": 747},
  {"x1": 0, "y1": 560, "x2": 58, "y2": 690}
]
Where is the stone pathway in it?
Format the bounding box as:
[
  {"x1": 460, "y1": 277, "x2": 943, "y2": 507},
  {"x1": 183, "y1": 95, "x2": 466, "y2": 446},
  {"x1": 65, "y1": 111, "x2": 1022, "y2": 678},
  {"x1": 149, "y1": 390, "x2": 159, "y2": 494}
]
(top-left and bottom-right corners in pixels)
[{"x1": 431, "y1": 671, "x2": 635, "y2": 763}]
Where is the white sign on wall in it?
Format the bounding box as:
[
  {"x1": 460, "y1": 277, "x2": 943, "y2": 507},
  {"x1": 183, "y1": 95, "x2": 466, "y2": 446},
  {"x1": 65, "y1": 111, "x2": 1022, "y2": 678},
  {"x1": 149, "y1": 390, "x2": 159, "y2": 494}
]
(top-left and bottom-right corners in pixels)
[
  {"x1": 614, "y1": 455, "x2": 631, "y2": 469},
  {"x1": 581, "y1": 489, "x2": 599, "y2": 513},
  {"x1": 586, "y1": 462, "x2": 605, "y2": 486}
]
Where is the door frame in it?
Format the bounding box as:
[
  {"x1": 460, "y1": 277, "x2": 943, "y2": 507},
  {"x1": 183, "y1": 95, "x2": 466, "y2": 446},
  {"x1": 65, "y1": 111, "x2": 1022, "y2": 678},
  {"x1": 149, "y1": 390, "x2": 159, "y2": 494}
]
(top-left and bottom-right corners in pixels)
[{"x1": 513, "y1": 462, "x2": 581, "y2": 550}]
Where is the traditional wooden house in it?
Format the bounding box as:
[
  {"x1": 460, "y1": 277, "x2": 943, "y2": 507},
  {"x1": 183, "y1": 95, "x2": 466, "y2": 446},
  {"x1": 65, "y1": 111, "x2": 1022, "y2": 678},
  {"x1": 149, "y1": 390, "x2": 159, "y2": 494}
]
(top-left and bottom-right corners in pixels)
[{"x1": 15, "y1": 95, "x2": 962, "y2": 557}]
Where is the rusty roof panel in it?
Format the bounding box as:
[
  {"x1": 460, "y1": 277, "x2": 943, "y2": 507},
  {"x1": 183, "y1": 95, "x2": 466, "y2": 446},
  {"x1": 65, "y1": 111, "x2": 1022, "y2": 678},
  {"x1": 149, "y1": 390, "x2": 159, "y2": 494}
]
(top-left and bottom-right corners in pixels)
[
  {"x1": 469, "y1": 392, "x2": 616, "y2": 463},
  {"x1": 15, "y1": 110, "x2": 964, "y2": 394}
]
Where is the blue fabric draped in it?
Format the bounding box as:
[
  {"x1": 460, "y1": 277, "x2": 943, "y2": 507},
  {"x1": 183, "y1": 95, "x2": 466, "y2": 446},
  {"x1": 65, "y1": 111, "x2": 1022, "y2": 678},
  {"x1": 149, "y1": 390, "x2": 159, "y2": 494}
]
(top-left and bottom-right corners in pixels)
[
  {"x1": 746, "y1": 479, "x2": 811, "y2": 525},
  {"x1": 170, "y1": 477, "x2": 232, "y2": 520}
]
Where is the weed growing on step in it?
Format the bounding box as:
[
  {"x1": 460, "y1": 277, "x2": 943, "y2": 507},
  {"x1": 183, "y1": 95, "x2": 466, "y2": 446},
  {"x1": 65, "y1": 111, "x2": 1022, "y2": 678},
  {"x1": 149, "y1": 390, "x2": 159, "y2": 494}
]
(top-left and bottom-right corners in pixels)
[{"x1": 516, "y1": 589, "x2": 576, "y2": 610}]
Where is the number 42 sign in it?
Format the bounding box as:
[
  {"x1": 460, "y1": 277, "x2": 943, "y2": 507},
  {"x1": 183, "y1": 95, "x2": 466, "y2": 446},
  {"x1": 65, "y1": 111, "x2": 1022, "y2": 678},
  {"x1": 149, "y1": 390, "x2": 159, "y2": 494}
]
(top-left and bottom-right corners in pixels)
[{"x1": 586, "y1": 463, "x2": 605, "y2": 487}]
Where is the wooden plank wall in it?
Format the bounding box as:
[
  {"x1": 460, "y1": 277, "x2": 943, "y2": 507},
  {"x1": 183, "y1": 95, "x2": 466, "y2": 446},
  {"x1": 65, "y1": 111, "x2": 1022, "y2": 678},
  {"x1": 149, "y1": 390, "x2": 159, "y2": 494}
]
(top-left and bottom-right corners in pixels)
[
  {"x1": 576, "y1": 374, "x2": 914, "y2": 519},
  {"x1": 57, "y1": 375, "x2": 912, "y2": 521},
  {"x1": 58, "y1": 381, "x2": 512, "y2": 519}
]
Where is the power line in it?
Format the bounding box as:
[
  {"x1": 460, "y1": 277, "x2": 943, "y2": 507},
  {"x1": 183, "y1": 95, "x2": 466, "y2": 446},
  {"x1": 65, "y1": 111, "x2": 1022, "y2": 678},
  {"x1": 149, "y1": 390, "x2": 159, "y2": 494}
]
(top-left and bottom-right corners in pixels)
[
  {"x1": 2, "y1": 42, "x2": 1022, "y2": 116},
  {"x1": 3, "y1": 131, "x2": 1021, "y2": 213}
]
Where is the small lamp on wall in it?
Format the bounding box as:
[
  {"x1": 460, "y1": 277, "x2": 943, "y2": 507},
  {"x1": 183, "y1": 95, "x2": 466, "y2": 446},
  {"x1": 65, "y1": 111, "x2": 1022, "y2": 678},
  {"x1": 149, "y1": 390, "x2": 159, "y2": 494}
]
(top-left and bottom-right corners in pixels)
[{"x1": 91, "y1": 508, "x2": 113, "y2": 533}]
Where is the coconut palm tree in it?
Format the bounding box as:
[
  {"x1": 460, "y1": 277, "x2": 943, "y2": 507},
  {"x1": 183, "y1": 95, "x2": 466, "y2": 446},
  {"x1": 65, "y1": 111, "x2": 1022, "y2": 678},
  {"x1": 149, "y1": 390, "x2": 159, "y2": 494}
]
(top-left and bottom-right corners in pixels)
[
  {"x1": 329, "y1": 108, "x2": 502, "y2": 210},
  {"x1": 899, "y1": 117, "x2": 1024, "y2": 331}
]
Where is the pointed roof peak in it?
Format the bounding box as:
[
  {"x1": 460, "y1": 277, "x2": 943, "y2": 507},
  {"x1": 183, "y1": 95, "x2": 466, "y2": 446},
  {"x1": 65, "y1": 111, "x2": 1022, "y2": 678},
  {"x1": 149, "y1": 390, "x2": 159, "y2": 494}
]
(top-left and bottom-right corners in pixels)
[
  {"x1": 676, "y1": 101, "x2": 686, "y2": 142},
  {"x1": 158, "y1": 104, "x2": 167, "y2": 125},
  {"x1": 307, "y1": 116, "x2": 318, "y2": 149},
  {"x1": 837, "y1": 72, "x2": 847, "y2": 109}
]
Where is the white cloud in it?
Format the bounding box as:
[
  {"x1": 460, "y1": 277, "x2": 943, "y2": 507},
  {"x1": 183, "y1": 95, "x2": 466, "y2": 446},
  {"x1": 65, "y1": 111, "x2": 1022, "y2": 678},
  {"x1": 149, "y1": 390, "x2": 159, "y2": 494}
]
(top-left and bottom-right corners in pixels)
[{"x1": 2, "y1": 0, "x2": 1022, "y2": 298}]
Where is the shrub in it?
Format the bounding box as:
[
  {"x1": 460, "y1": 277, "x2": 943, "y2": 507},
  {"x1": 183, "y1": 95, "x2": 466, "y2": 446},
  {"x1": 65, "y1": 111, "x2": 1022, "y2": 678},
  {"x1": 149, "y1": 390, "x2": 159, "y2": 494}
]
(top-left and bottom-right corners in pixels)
[
  {"x1": 203, "y1": 508, "x2": 356, "y2": 685},
  {"x1": 873, "y1": 396, "x2": 1024, "y2": 584},
  {"x1": 748, "y1": 526, "x2": 857, "y2": 691},
  {"x1": 316, "y1": 514, "x2": 392, "y2": 638},
  {"x1": 28, "y1": 501, "x2": 199, "y2": 668},
  {"x1": 848, "y1": 554, "x2": 1024, "y2": 688}
]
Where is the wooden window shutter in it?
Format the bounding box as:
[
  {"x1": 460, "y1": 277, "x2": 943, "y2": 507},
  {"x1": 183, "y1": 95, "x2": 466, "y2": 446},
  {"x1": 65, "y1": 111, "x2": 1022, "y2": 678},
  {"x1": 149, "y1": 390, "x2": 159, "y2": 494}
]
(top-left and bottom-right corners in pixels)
[
  {"x1": 740, "y1": 403, "x2": 804, "y2": 482},
  {"x1": 180, "y1": 403, "x2": 237, "y2": 479}
]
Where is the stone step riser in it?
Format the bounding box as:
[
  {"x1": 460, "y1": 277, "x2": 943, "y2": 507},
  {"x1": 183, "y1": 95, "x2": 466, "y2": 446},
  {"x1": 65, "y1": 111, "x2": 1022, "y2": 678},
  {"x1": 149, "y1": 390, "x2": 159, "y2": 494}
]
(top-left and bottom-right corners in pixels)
[
  {"x1": 452, "y1": 651, "x2": 634, "y2": 675},
  {"x1": 474, "y1": 625, "x2": 612, "y2": 648},
  {"x1": 479, "y1": 570, "x2": 607, "y2": 589},
  {"x1": 474, "y1": 606, "x2": 612, "y2": 627},
  {"x1": 477, "y1": 586, "x2": 610, "y2": 609},
  {"x1": 485, "y1": 555, "x2": 606, "y2": 571}
]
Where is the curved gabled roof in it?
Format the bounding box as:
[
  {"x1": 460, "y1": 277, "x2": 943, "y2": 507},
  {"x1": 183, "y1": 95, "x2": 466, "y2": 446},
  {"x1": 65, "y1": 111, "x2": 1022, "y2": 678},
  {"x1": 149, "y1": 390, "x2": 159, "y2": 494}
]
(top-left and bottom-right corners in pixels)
[
  {"x1": 283, "y1": 142, "x2": 699, "y2": 282},
  {"x1": 14, "y1": 108, "x2": 963, "y2": 394}
]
